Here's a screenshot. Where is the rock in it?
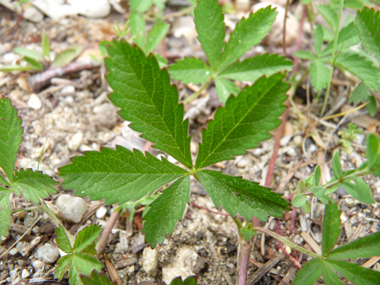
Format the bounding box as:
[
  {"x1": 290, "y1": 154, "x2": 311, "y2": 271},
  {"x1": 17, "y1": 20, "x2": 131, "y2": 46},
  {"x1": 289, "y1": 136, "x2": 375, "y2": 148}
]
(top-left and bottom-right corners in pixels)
[
  {"x1": 32, "y1": 260, "x2": 44, "y2": 270},
  {"x1": 68, "y1": 131, "x2": 83, "y2": 151},
  {"x1": 9, "y1": 248, "x2": 18, "y2": 255},
  {"x1": 21, "y1": 269, "x2": 30, "y2": 279},
  {"x1": 61, "y1": 85, "x2": 76, "y2": 94},
  {"x1": 34, "y1": 244, "x2": 59, "y2": 263},
  {"x1": 95, "y1": 206, "x2": 107, "y2": 219},
  {"x1": 0, "y1": 0, "x2": 44, "y2": 22},
  {"x1": 30, "y1": 0, "x2": 111, "y2": 20},
  {"x1": 142, "y1": 247, "x2": 158, "y2": 277},
  {"x1": 56, "y1": 194, "x2": 88, "y2": 223},
  {"x1": 16, "y1": 241, "x2": 29, "y2": 253},
  {"x1": 252, "y1": 2, "x2": 299, "y2": 47},
  {"x1": 17, "y1": 158, "x2": 54, "y2": 176},
  {"x1": 109, "y1": 0, "x2": 127, "y2": 13},
  {"x1": 24, "y1": 213, "x2": 39, "y2": 227},
  {"x1": 27, "y1": 94, "x2": 42, "y2": 110},
  {"x1": 162, "y1": 246, "x2": 198, "y2": 284},
  {"x1": 94, "y1": 103, "x2": 118, "y2": 128}
]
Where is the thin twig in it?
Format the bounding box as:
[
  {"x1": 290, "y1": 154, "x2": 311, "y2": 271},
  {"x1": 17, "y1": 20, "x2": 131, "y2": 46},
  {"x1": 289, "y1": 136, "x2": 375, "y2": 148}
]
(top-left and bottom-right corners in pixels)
[
  {"x1": 96, "y1": 209, "x2": 121, "y2": 255},
  {"x1": 283, "y1": 0, "x2": 290, "y2": 55}
]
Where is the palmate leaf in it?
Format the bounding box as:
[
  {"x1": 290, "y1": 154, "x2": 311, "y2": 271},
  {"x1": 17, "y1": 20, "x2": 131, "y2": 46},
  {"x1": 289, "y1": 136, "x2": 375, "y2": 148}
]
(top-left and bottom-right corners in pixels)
[
  {"x1": 317, "y1": 5, "x2": 338, "y2": 31},
  {"x1": 70, "y1": 254, "x2": 103, "y2": 285},
  {"x1": 59, "y1": 146, "x2": 187, "y2": 205},
  {"x1": 0, "y1": 192, "x2": 11, "y2": 237},
  {"x1": 56, "y1": 226, "x2": 73, "y2": 253},
  {"x1": 194, "y1": 0, "x2": 225, "y2": 69},
  {"x1": 321, "y1": 262, "x2": 345, "y2": 285},
  {"x1": 105, "y1": 40, "x2": 192, "y2": 168},
  {"x1": 143, "y1": 176, "x2": 190, "y2": 247},
  {"x1": 293, "y1": 259, "x2": 323, "y2": 285},
  {"x1": 310, "y1": 60, "x2": 330, "y2": 91},
  {"x1": 12, "y1": 169, "x2": 57, "y2": 204},
  {"x1": 198, "y1": 170, "x2": 290, "y2": 221},
  {"x1": 356, "y1": 8, "x2": 380, "y2": 60},
  {"x1": 322, "y1": 203, "x2": 341, "y2": 255},
  {"x1": 335, "y1": 53, "x2": 380, "y2": 91},
  {"x1": 73, "y1": 225, "x2": 101, "y2": 253},
  {"x1": 129, "y1": 12, "x2": 146, "y2": 52},
  {"x1": 219, "y1": 53, "x2": 292, "y2": 82},
  {"x1": 196, "y1": 73, "x2": 288, "y2": 169},
  {"x1": 217, "y1": 6, "x2": 277, "y2": 71},
  {"x1": 169, "y1": 57, "x2": 212, "y2": 84},
  {"x1": 0, "y1": 95, "x2": 23, "y2": 181}
]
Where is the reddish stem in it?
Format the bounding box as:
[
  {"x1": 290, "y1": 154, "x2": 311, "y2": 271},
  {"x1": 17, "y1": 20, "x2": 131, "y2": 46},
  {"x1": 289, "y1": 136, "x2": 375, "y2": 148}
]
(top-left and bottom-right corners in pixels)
[
  {"x1": 238, "y1": 239, "x2": 252, "y2": 285},
  {"x1": 291, "y1": 207, "x2": 296, "y2": 234},
  {"x1": 275, "y1": 220, "x2": 302, "y2": 269},
  {"x1": 96, "y1": 209, "x2": 120, "y2": 255}
]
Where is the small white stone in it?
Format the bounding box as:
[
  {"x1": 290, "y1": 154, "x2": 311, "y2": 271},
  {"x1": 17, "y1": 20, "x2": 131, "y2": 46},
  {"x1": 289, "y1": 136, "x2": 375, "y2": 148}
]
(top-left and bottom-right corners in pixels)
[
  {"x1": 142, "y1": 247, "x2": 158, "y2": 277},
  {"x1": 280, "y1": 135, "x2": 292, "y2": 146},
  {"x1": 32, "y1": 260, "x2": 44, "y2": 270},
  {"x1": 56, "y1": 194, "x2": 88, "y2": 223},
  {"x1": 16, "y1": 241, "x2": 29, "y2": 253},
  {"x1": 34, "y1": 244, "x2": 59, "y2": 263},
  {"x1": 9, "y1": 248, "x2": 18, "y2": 255},
  {"x1": 21, "y1": 269, "x2": 30, "y2": 279},
  {"x1": 68, "y1": 131, "x2": 84, "y2": 151},
  {"x1": 293, "y1": 135, "x2": 303, "y2": 147},
  {"x1": 95, "y1": 206, "x2": 107, "y2": 219},
  {"x1": 27, "y1": 94, "x2": 42, "y2": 110},
  {"x1": 286, "y1": 147, "x2": 297, "y2": 157},
  {"x1": 61, "y1": 85, "x2": 75, "y2": 93}
]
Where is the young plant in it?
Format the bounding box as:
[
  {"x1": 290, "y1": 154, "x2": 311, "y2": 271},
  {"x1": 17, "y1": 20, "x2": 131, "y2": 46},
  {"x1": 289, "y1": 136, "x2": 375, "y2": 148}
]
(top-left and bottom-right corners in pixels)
[
  {"x1": 168, "y1": 0, "x2": 293, "y2": 103},
  {"x1": 293, "y1": 202, "x2": 380, "y2": 285},
  {"x1": 55, "y1": 225, "x2": 103, "y2": 285},
  {"x1": 0, "y1": 34, "x2": 83, "y2": 72},
  {"x1": 338, "y1": 123, "x2": 362, "y2": 153},
  {"x1": 294, "y1": 5, "x2": 380, "y2": 114}
]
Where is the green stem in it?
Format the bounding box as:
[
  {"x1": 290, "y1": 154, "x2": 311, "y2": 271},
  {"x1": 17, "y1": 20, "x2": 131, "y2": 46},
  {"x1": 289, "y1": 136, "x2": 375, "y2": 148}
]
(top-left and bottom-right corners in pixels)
[
  {"x1": 182, "y1": 78, "x2": 212, "y2": 105},
  {"x1": 323, "y1": 169, "x2": 370, "y2": 190},
  {"x1": 253, "y1": 226, "x2": 321, "y2": 259},
  {"x1": 320, "y1": 0, "x2": 344, "y2": 116}
]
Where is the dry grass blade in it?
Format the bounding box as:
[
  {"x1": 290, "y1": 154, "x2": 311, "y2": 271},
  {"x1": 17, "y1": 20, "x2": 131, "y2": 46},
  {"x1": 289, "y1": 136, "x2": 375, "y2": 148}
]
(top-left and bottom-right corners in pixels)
[
  {"x1": 300, "y1": 232, "x2": 321, "y2": 255},
  {"x1": 104, "y1": 253, "x2": 122, "y2": 285},
  {"x1": 248, "y1": 252, "x2": 286, "y2": 284}
]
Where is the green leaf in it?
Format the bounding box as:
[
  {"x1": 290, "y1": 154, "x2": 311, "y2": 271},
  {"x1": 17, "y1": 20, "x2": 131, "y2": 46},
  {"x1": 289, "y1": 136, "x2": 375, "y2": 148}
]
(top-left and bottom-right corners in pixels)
[
  {"x1": 13, "y1": 47, "x2": 44, "y2": 62},
  {"x1": 310, "y1": 60, "x2": 330, "y2": 91},
  {"x1": 129, "y1": 12, "x2": 146, "y2": 52},
  {"x1": 350, "y1": 82, "x2": 370, "y2": 105},
  {"x1": 292, "y1": 193, "x2": 307, "y2": 207},
  {"x1": 218, "y1": 53, "x2": 292, "y2": 82},
  {"x1": 146, "y1": 22, "x2": 169, "y2": 54},
  {"x1": 167, "y1": 276, "x2": 197, "y2": 285},
  {"x1": 0, "y1": 65, "x2": 35, "y2": 72},
  {"x1": 0, "y1": 96, "x2": 23, "y2": 181},
  {"x1": 321, "y1": 22, "x2": 360, "y2": 56},
  {"x1": 81, "y1": 271, "x2": 117, "y2": 285},
  {"x1": 55, "y1": 254, "x2": 72, "y2": 280},
  {"x1": 293, "y1": 258, "x2": 323, "y2": 285},
  {"x1": 23, "y1": 56, "x2": 44, "y2": 71},
  {"x1": 356, "y1": 8, "x2": 380, "y2": 60},
  {"x1": 335, "y1": 53, "x2": 380, "y2": 91},
  {"x1": 129, "y1": 0, "x2": 153, "y2": 13},
  {"x1": 169, "y1": 57, "x2": 212, "y2": 84},
  {"x1": 322, "y1": 202, "x2": 341, "y2": 255},
  {"x1": 321, "y1": 263, "x2": 345, "y2": 285},
  {"x1": 217, "y1": 7, "x2": 277, "y2": 70},
  {"x1": 194, "y1": 0, "x2": 225, "y2": 69},
  {"x1": 342, "y1": 179, "x2": 375, "y2": 204},
  {"x1": 322, "y1": 26, "x2": 335, "y2": 42},
  {"x1": 52, "y1": 45, "x2": 83, "y2": 68},
  {"x1": 240, "y1": 228, "x2": 257, "y2": 242},
  {"x1": 12, "y1": 169, "x2": 57, "y2": 204},
  {"x1": 59, "y1": 146, "x2": 187, "y2": 205},
  {"x1": 311, "y1": 186, "x2": 324, "y2": 198},
  {"x1": 154, "y1": 54, "x2": 168, "y2": 69},
  {"x1": 325, "y1": 259, "x2": 380, "y2": 285},
  {"x1": 314, "y1": 25, "x2": 324, "y2": 56},
  {"x1": 74, "y1": 225, "x2": 101, "y2": 253},
  {"x1": 366, "y1": 95, "x2": 377, "y2": 117},
  {"x1": 0, "y1": 175, "x2": 10, "y2": 186},
  {"x1": 196, "y1": 73, "x2": 288, "y2": 169},
  {"x1": 326, "y1": 231, "x2": 380, "y2": 259},
  {"x1": 143, "y1": 176, "x2": 190, "y2": 247},
  {"x1": 214, "y1": 77, "x2": 240, "y2": 104},
  {"x1": 72, "y1": 253, "x2": 103, "y2": 276},
  {"x1": 56, "y1": 226, "x2": 73, "y2": 253},
  {"x1": 301, "y1": 200, "x2": 311, "y2": 213},
  {"x1": 105, "y1": 40, "x2": 193, "y2": 168},
  {"x1": 198, "y1": 170, "x2": 290, "y2": 221},
  {"x1": 332, "y1": 151, "x2": 342, "y2": 178},
  {"x1": 317, "y1": 5, "x2": 338, "y2": 31},
  {"x1": 293, "y1": 50, "x2": 316, "y2": 60},
  {"x1": 0, "y1": 192, "x2": 11, "y2": 237},
  {"x1": 366, "y1": 133, "x2": 379, "y2": 168},
  {"x1": 313, "y1": 165, "x2": 322, "y2": 186},
  {"x1": 41, "y1": 33, "x2": 50, "y2": 58}
]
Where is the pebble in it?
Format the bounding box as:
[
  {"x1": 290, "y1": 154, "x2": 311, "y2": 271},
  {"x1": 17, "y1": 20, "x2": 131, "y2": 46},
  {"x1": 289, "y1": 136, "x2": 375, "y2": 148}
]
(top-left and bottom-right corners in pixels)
[
  {"x1": 24, "y1": 213, "x2": 39, "y2": 227},
  {"x1": 94, "y1": 103, "x2": 118, "y2": 128},
  {"x1": 61, "y1": 85, "x2": 75, "y2": 94},
  {"x1": 293, "y1": 135, "x2": 303, "y2": 147},
  {"x1": 32, "y1": 260, "x2": 44, "y2": 270},
  {"x1": 142, "y1": 247, "x2": 158, "y2": 277},
  {"x1": 16, "y1": 241, "x2": 29, "y2": 253},
  {"x1": 68, "y1": 131, "x2": 84, "y2": 151},
  {"x1": 56, "y1": 194, "x2": 88, "y2": 223},
  {"x1": 9, "y1": 248, "x2": 18, "y2": 255},
  {"x1": 95, "y1": 206, "x2": 107, "y2": 219},
  {"x1": 27, "y1": 94, "x2": 42, "y2": 110},
  {"x1": 21, "y1": 269, "x2": 30, "y2": 279},
  {"x1": 34, "y1": 244, "x2": 59, "y2": 263}
]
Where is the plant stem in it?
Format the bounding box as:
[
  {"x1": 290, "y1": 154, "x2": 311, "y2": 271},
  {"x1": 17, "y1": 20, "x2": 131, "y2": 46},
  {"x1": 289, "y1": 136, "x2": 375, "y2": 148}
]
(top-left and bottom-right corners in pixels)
[
  {"x1": 238, "y1": 239, "x2": 252, "y2": 285},
  {"x1": 252, "y1": 226, "x2": 321, "y2": 259},
  {"x1": 182, "y1": 79, "x2": 211, "y2": 105},
  {"x1": 323, "y1": 169, "x2": 370, "y2": 190},
  {"x1": 320, "y1": 0, "x2": 344, "y2": 116},
  {"x1": 96, "y1": 208, "x2": 121, "y2": 255}
]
